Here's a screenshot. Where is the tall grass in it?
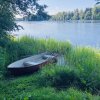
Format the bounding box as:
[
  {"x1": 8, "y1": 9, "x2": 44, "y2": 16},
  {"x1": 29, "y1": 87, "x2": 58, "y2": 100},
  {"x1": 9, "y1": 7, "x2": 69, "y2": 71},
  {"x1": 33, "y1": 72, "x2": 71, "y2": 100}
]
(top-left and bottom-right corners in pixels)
[
  {"x1": 1, "y1": 36, "x2": 71, "y2": 69},
  {"x1": 18, "y1": 36, "x2": 71, "y2": 55},
  {"x1": 1, "y1": 36, "x2": 100, "y2": 99},
  {"x1": 66, "y1": 47, "x2": 100, "y2": 93},
  {"x1": 0, "y1": 47, "x2": 8, "y2": 78},
  {"x1": 5, "y1": 36, "x2": 71, "y2": 66}
]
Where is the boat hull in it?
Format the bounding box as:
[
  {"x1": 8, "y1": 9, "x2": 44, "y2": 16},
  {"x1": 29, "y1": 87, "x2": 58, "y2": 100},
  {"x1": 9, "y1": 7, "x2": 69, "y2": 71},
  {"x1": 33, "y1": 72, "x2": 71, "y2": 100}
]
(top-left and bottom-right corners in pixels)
[{"x1": 8, "y1": 56, "x2": 57, "y2": 76}]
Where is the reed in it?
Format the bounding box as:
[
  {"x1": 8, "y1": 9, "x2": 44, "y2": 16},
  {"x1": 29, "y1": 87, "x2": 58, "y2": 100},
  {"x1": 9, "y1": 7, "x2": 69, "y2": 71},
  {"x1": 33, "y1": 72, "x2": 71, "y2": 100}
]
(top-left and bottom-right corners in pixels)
[
  {"x1": 18, "y1": 36, "x2": 71, "y2": 55},
  {"x1": 66, "y1": 47, "x2": 100, "y2": 93}
]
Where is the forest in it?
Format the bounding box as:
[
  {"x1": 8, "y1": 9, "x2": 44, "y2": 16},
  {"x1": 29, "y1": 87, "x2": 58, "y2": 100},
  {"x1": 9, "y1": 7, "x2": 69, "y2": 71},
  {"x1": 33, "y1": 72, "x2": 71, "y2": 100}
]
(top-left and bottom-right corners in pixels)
[
  {"x1": 22, "y1": 6, "x2": 100, "y2": 21},
  {"x1": 51, "y1": 6, "x2": 100, "y2": 21}
]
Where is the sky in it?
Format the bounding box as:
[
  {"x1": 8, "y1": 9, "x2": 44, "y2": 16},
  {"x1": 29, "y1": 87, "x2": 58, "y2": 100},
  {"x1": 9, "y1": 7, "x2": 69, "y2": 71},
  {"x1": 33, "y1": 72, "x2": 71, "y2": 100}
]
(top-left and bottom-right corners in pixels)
[
  {"x1": 16, "y1": 0, "x2": 96, "y2": 18},
  {"x1": 39, "y1": 0, "x2": 96, "y2": 15}
]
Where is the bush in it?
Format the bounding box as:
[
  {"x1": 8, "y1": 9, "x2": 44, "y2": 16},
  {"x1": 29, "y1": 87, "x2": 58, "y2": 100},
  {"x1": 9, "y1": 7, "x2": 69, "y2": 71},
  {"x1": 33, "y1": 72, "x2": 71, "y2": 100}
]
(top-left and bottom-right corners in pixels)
[
  {"x1": 36, "y1": 62, "x2": 100, "y2": 94},
  {"x1": 36, "y1": 65, "x2": 81, "y2": 89}
]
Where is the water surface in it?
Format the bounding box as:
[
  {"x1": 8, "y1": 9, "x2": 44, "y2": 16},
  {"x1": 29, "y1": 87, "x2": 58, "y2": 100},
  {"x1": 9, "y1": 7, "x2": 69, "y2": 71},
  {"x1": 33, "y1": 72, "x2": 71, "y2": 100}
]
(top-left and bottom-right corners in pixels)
[{"x1": 14, "y1": 21, "x2": 100, "y2": 47}]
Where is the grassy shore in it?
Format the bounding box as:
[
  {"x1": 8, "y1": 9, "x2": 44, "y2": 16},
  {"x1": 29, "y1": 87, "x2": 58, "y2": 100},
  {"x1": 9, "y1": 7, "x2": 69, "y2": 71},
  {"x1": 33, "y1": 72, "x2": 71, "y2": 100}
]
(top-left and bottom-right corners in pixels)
[{"x1": 0, "y1": 36, "x2": 100, "y2": 99}]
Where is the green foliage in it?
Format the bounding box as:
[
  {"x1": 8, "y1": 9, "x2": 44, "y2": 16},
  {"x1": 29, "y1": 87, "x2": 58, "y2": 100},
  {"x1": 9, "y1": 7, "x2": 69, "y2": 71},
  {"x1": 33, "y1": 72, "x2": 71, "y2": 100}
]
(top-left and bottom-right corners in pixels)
[
  {"x1": 92, "y1": 6, "x2": 100, "y2": 20},
  {"x1": 72, "y1": 9, "x2": 80, "y2": 20},
  {"x1": 36, "y1": 65, "x2": 80, "y2": 89},
  {"x1": 96, "y1": 0, "x2": 100, "y2": 5},
  {"x1": 0, "y1": 0, "x2": 48, "y2": 40},
  {"x1": 18, "y1": 36, "x2": 71, "y2": 55},
  {"x1": 0, "y1": 47, "x2": 8, "y2": 78},
  {"x1": 66, "y1": 47, "x2": 100, "y2": 93},
  {"x1": 84, "y1": 8, "x2": 92, "y2": 20},
  {"x1": 51, "y1": 6, "x2": 100, "y2": 21},
  {"x1": 0, "y1": 36, "x2": 71, "y2": 78},
  {"x1": 36, "y1": 60, "x2": 100, "y2": 94},
  {"x1": 17, "y1": 88, "x2": 99, "y2": 100},
  {"x1": 24, "y1": 7, "x2": 51, "y2": 21},
  {"x1": 0, "y1": 0, "x2": 18, "y2": 39},
  {"x1": 0, "y1": 37, "x2": 100, "y2": 99},
  {"x1": 0, "y1": 66, "x2": 100, "y2": 99}
]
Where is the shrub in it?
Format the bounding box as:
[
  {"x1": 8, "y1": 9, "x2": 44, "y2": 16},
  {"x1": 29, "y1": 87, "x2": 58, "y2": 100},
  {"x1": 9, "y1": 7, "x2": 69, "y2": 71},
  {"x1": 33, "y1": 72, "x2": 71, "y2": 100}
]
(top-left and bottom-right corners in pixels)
[{"x1": 36, "y1": 65, "x2": 81, "y2": 89}]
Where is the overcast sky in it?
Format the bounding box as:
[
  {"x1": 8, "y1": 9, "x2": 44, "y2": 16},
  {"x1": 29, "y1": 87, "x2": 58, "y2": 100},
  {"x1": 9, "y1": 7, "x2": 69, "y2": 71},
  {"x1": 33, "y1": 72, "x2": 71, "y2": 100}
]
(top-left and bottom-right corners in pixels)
[{"x1": 39, "y1": 0, "x2": 96, "y2": 15}]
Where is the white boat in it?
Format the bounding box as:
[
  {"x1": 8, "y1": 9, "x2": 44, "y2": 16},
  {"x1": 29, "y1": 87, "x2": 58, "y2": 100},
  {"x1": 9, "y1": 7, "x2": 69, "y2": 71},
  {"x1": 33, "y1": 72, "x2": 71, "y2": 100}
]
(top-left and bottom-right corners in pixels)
[{"x1": 8, "y1": 53, "x2": 58, "y2": 75}]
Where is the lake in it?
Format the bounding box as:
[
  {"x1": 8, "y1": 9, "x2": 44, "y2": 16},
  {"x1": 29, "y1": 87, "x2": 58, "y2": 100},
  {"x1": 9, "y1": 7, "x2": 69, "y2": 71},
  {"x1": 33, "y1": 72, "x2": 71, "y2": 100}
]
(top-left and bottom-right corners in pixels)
[{"x1": 14, "y1": 21, "x2": 100, "y2": 47}]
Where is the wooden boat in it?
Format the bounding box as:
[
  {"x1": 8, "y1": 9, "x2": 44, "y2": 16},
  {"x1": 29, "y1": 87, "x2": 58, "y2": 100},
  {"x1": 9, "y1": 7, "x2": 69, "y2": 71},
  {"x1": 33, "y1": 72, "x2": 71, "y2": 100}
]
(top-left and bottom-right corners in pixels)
[{"x1": 7, "y1": 53, "x2": 58, "y2": 75}]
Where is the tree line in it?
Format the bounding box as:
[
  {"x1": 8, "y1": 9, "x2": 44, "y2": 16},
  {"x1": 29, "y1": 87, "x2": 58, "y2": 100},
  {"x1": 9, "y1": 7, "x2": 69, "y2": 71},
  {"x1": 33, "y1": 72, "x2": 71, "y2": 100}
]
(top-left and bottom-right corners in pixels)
[
  {"x1": 51, "y1": 6, "x2": 100, "y2": 21},
  {"x1": 22, "y1": 6, "x2": 100, "y2": 21},
  {"x1": 0, "y1": 0, "x2": 100, "y2": 41}
]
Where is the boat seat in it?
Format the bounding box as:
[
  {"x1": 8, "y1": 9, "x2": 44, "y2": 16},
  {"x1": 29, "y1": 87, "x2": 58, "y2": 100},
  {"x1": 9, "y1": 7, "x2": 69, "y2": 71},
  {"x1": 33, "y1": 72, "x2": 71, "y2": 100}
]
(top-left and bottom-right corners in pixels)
[
  {"x1": 23, "y1": 61, "x2": 39, "y2": 67},
  {"x1": 42, "y1": 55, "x2": 54, "y2": 59}
]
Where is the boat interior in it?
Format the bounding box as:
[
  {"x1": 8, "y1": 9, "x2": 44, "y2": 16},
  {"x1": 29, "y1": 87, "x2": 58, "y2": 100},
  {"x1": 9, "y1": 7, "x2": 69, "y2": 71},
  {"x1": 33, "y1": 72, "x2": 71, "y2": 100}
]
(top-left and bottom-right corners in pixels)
[{"x1": 8, "y1": 53, "x2": 55, "y2": 68}]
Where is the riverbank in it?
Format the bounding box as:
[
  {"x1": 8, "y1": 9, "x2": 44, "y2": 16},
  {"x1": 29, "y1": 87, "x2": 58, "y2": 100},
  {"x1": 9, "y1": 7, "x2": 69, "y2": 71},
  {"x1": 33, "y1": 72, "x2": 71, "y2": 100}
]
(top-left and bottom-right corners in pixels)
[{"x1": 0, "y1": 36, "x2": 100, "y2": 99}]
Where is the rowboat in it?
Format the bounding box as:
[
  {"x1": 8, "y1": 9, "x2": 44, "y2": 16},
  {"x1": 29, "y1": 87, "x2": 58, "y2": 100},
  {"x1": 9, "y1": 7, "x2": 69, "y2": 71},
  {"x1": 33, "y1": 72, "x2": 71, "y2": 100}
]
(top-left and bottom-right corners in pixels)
[{"x1": 8, "y1": 53, "x2": 58, "y2": 75}]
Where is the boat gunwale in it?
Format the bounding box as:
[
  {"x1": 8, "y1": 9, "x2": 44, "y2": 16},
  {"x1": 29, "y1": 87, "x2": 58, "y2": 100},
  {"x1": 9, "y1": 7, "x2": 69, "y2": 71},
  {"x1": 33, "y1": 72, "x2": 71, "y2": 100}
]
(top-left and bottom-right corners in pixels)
[{"x1": 7, "y1": 52, "x2": 57, "y2": 69}]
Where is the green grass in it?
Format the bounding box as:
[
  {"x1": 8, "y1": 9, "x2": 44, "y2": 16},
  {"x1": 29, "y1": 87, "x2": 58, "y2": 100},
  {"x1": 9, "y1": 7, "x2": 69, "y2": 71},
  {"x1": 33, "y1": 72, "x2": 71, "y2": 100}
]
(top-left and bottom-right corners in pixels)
[
  {"x1": 0, "y1": 36, "x2": 71, "y2": 76},
  {"x1": 0, "y1": 36, "x2": 100, "y2": 99},
  {"x1": 36, "y1": 65, "x2": 80, "y2": 89},
  {"x1": 6, "y1": 36, "x2": 71, "y2": 63},
  {"x1": 18, "y1": 36, "x2": 71, "y2": 54},
  {"x1": 66, "y1": 47, "x2": 100, "y2": 93},
  {"x1": 0, "y1": 47, "x2": 8, "y2": 79},
  {"x1": 0, "y1": 65, "x2": 100, "y2": 99},
  {"x1": 12, "y1": 88, "x2": 100, "y2": 100}
]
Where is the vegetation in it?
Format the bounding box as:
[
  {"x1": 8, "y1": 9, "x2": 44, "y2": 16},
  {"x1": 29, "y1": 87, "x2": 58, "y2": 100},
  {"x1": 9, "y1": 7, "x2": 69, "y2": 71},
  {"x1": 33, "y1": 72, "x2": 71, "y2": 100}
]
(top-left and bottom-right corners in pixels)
[
  {"x1": 66, "y1": 47, "x2": 100, "y2": 93},
  {"x1": 0, "y1": 72, "x2": 100, "y2": 99},
  {"x1": 23, "y1": 12, "x2": 50, "y2": 21},
  {"x1": 51, "y1": 6, "x2": 100, "y2": 21},
  {"x1": 0, "y1": 37, "x2": 100, "y2": 99},
  {"x1": 0, "y1": 36, "x2": 71, "y2": 77},
  {"x1": 23, "y1": 6, "x2": 51, "y2": 21},
  {"x1": 1, "y1": 75, "x2": 99, "y2": 100},
  {"x1": 0, "y1": 0, "x2": 48, "y2": 40},
  {"x1": 96, "y1": 0, "x2": 100, "y2": 5},
  {"x1": 0, "y1": 0, "x2": 100, "y2": 99}
]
